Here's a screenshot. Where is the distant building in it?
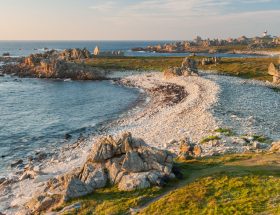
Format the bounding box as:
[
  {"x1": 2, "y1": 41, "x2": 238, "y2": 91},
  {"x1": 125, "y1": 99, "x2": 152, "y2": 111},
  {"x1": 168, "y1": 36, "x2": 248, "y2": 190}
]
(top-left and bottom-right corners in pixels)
[{"x1": 263, "y1": 30, "x2": 268, "y2": 37}]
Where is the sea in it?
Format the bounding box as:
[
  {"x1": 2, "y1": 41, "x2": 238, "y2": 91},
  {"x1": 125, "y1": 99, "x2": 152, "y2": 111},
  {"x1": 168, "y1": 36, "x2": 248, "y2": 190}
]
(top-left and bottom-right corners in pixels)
[{"x1": 0, "y1": 41, "x2": 275, "y2": 175}]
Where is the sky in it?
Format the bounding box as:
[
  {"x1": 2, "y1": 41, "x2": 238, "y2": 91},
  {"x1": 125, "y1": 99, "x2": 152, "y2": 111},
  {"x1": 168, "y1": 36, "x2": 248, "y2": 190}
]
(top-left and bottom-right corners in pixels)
[{"x1": 0, "y1": 0, "x2": 279, "y2": 40}]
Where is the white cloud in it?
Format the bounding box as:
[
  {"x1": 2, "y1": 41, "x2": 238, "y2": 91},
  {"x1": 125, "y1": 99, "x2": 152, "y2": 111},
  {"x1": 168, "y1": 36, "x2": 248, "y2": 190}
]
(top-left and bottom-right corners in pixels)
[{"x1": 86, "y1": 0, "x2": 280, "y2": 39}]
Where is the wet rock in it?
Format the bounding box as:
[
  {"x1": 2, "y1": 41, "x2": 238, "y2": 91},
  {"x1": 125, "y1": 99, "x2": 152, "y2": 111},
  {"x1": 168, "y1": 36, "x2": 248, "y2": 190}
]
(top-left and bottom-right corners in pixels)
[
  {"x1": 0, "y1": 177, "x2": 6, "y2": 185},
  {"x1": 35, "y1": 152, "x2": 48, "y2": 161},
  {"x1": 11, "y1": 159, "x2": 24, "y2": 168},
  {"x1": 65, "y1": 133, "x2": 72, "y2": 139},
  {"x1": 19, "y1": 170, "x2": 37, "y2": 181}
]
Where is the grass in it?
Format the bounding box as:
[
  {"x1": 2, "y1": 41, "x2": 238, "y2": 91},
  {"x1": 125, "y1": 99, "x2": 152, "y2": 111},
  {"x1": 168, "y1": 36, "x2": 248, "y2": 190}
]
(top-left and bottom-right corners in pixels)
[
  {"x1": 84, "y1": 56, "x2": 182, "y2": 72},
  {"x1": 214, "y1": 128, "x2": 235, "y2": 136},
  {"x1": 58, "y1": 186, "x2": 164, "y2": 215},
  {"x1": 241, "y1": 134, "x2": 271, "y2": 143},
  {"x1": 82, "y1": 56, "x2": 279, "y2": 83},
  {"x1": 200, "y1": 135, "x2": 221, "y2": 144},
  {"x1": 196, "y1": 57, "x2": 279, "y2": 82},
  {"x1": 58, "y1": 153, "x2": 280, "y2": 215},
  {"x1": 140, "y1": 175, "x2": 280, "y2": 215}
]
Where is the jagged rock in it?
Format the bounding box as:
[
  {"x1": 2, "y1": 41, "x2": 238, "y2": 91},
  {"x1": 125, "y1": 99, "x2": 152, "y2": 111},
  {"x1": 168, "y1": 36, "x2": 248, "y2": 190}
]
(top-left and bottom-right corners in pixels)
[
  {"x1": 163, "y1": 67, "x2": 182, "y2": 79},
  {"x1": 270, "y1": 141, "x2": 280, "y2": 152},
  {"x1": 118, "y1": 172, "x2": 151, "y2": 191},
  {"x1": 2, "y1": 52, "x2": 10, "y2": 57},
  {"x1": 193, "y1": 145, "x2": 202, "y2": 156},
  {"x1": 179, "y1": 138, "x2": 202, "y2": 159},
  {"x1": 26, "y1": 195, "x2": 59, "y2": 214},
  {"x1": 19, "y1": 170, "x2": 37, "y2": 181},
  {"x1": 268, "y1": 60, "x2": 280, "y2": 84},
  {"x1": 26, "y1": 132, "x2": 174, "y2": 213},
  {"x1": 11, "y1": 159, "x2": 24, "y2": 168},
  {"x1": 122, "y1": 151, "x2": 146, "y2": 172},
  {"x1": 90, "y1": 136, "x2": 117, "y2": 162},
  {"x1": 93, "y1": 46, "x2": 100, "y2": 56},
  {"x1": 164, "y1": 57, "x2": 198, "y2": 79},
  {"x1": 0, "y1": 177, "x2": 6, "y2": 185},
  {"x1": 201, "y1": 57, "x2": 221, "y2": 66},
  {"x1": 2, "y1": 48, "x2": 107, "y2": 80}
]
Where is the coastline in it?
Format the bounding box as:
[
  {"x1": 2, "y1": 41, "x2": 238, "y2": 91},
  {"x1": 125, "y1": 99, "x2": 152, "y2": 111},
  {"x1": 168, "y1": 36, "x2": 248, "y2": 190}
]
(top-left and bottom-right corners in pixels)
[
  {"x1": 0, "y1": 71, "x2": 220, "y2": 214},
  {"x1": 1, "y1": 68, "x2": 280, "y2": 214}
]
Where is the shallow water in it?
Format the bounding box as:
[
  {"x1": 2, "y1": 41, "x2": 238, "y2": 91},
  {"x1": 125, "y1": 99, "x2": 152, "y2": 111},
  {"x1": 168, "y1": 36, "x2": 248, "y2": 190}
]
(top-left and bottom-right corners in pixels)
[
  {"x1": 0, "y1": 76, "x2": 139, "y2": 175},
  {"x1": 206, "y1": 74, "x2": 280, "y2": 140}
]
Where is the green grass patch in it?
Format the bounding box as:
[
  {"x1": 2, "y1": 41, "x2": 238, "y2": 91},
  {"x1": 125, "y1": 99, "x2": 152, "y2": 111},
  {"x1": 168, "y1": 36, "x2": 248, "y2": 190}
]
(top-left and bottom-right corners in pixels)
[
  {"x1": 59, "y1": 186, "x2": 164, "y2": 215},
  {"x1": 82, "y1": 56, "x2": 279, "y2": 84},
  {"x1": 84, "y1": 56, "x2": 182, "y2": 72},
  {"x1": 214, "y1": 128, "x2": 235, "y2": 136},
  {"x1": 196, "y1": 57, "x2": 278, "y2": 82},
  {"x1": 140, "y1": 174, "x2": 280, "y2": 215},
  {"x1": 200, "y1": 135, "x2": 221, "y2": 144}
]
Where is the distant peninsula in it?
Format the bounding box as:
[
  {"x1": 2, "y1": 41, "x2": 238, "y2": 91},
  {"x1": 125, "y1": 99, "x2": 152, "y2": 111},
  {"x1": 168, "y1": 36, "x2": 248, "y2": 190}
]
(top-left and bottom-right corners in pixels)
[{"x1": 132, "y1": 32, "x2": 280, "y2": 55}]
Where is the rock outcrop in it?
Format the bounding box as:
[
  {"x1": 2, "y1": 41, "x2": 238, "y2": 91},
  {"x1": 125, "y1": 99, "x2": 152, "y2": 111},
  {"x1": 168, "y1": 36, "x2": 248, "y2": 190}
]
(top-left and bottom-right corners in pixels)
[
  {"x1": 26, "y1": 132, "x2": 175, "y2": 213},
  {"x1": 93, "y1": 46, "x2": 100, "y2": 56},
  {"x1": 179, "y1": 138, "x2": 202, "y2": 159},
  {"x1": 201, "y1": 57, "x2": 221, "y2": 66},
  {"x1": 270, "y1": 141, "x2": 280, "y2": 152},
  {"x1": 2, "y1": 48, "x2": 108, "y2": 80},
  {"x1": 164, "y1": 57, "x2": 198, "y2": 79},
  {"x1": 268, "y1": 57, "x2": 280, "y2": 84}
]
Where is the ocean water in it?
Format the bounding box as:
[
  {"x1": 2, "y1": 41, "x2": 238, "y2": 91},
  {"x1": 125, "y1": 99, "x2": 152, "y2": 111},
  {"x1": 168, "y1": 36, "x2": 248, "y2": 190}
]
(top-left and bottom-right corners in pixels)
[
  {"x1": 0, "y1": 75, "x2": 140, "y2": 175},
  {"x1": 0, "y1": 40, "x2": 269, "y2": 58}
]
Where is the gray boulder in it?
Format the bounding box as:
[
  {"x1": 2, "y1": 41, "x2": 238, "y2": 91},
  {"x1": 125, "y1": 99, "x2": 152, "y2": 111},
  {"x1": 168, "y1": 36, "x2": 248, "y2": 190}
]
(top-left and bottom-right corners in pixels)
[
  {"x1": 26, "y1": 132, "x2": 174, "y2": 213},
  {"x1": 164, "y1": 57, "x2": 198, "y2": 79}
]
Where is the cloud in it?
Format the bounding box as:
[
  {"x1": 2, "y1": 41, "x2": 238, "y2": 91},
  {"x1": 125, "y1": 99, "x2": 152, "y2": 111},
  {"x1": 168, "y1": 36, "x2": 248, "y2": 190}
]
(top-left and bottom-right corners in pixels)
[{"x1": 89, "y1": 0, "x2": 279, "y2": 19}]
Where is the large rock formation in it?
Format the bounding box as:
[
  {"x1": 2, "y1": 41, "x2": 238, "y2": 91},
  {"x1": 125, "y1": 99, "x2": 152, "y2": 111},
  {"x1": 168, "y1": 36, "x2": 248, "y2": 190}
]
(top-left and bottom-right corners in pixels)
[
  {"x1": 268, "y1": 57, "x2": 280, "y2": 84},
  {"x1": 26, "y1": 132, "x2": 175, "y2": 213},
  {"x1": 2, "y1": 48, "x2": 108, "y2": 80},
  {"x1": 164, "y1": 57, "x2": 198, "y2": 79}
]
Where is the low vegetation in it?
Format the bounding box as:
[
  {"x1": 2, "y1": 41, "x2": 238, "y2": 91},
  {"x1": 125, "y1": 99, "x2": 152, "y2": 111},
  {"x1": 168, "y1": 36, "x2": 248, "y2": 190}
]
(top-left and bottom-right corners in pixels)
[
  {"x1": 200, "y1": 135, "x2": 221, "y2": 144},
  {"x1": 84, "y1": 56, "x2": 278, "y2": 83},
  {"x1": 214, "y1": 128, "x2": 235, "y2": 136},
  {"x1": 59, "y1": 153, "x2": 280, "y2": 215},
  {"x1": 141, "y1": 175, "x2": 280, "y2": 215},
  {"x1": 84, "y1": 57, "x2": 182, "y2": 72},
  {"x1": 197, "y1": 57, "x2": 278, "y2": 82}
]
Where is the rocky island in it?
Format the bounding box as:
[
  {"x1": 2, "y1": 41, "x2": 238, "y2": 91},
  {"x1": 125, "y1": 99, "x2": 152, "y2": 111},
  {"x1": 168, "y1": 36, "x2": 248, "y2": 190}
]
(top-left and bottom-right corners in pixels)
[
  {"x1": 132, "y1": 34, "x2": 280, "y2": 55},
  {"x1": 2, "y1": 48, "x2": 110, "y2": 80}
]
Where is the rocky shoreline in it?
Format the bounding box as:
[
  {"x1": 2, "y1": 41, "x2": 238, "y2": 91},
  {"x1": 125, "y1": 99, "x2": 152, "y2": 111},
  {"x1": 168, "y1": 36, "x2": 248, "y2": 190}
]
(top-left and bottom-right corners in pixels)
[
  {"x1": 0, "y1": 57, "x2": 280, "y2": 214},
  {"x1": 1, "y1": 49, "x2": 110, "y2": 80}
]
